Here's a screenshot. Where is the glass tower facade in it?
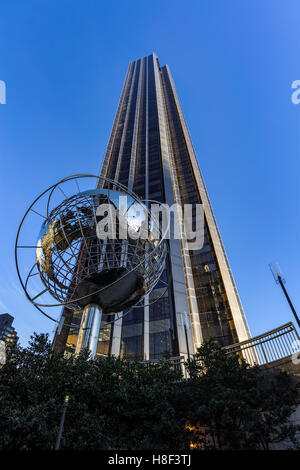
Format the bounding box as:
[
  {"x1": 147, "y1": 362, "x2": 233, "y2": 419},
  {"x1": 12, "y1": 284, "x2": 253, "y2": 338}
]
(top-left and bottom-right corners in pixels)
[
  {"x1": 54, "y1": 53, "x2": 251, "y2": 359},
  {"x1": 0, "y1": 314, "x2": 18, "y2": 346}
]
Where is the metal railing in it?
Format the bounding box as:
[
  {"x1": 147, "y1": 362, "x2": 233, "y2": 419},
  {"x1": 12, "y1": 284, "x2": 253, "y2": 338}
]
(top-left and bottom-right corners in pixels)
[
  {"x1": 223, "y1": 322, "x2": 299, "y2": 366},
  {"x1": 135, "y1": 322, "x2": 299, "y2": 375}
]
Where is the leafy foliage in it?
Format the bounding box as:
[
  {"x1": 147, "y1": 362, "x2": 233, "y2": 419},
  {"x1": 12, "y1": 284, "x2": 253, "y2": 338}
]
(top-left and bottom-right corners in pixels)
[
  {"x1": 0, "y1": 334, "x2": 298, "y2": 450},
  {"x1": 0, "y1": 333, "x2": 187, "y2": 450},
  {"x1": 185, "y1": 340, "x2": 300, "y2": 450}
]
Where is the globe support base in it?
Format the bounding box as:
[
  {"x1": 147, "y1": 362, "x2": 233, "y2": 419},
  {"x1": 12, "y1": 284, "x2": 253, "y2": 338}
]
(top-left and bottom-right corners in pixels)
[{"x1": 75, "y1": 304, "x2": 102, "y2": 359}]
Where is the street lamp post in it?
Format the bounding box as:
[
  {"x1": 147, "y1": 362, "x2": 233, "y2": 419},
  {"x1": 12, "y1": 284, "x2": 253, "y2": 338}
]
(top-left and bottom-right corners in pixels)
[
  {"x1": 269, "y1": 262, "x2": 300, "y2": 329},
  {"x1": 55, "y1": 394, "x2": 70, "y2": 451}
]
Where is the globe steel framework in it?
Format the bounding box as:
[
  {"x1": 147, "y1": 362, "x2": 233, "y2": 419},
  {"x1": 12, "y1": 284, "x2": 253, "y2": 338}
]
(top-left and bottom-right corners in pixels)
[{"x1": 15, "y1": 174, "x2": 170, "y2": 340}]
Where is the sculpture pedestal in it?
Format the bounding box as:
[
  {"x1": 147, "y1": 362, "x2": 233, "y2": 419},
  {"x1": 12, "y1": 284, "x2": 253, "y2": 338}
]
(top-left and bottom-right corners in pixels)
[{"x1": 75, "y1": 304, "x2": 102, "y2": 359}]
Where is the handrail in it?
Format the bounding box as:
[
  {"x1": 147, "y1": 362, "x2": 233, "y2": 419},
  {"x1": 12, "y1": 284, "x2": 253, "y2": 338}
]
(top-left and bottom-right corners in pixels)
[
  {"x1": 225, "y1": 322, "x2": 298, "y2": 349},
  {"x1": 223, "y1": 322, "x2": 299, "y2": 365}
]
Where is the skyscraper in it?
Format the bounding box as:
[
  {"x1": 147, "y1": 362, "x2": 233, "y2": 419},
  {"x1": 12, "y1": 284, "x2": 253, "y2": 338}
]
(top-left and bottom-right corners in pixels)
[
  {"x1": 0, "y1": 313, "x2": 18, "y2": 346},
  {"x1": 54, "y1": 53, "x2": 251, "y2": 359}
]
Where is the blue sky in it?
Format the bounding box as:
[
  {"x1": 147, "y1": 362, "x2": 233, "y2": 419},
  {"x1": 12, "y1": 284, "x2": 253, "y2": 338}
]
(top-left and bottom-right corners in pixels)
[{"x1": 0, "y1": 0, "x2": 300, "y2": 345}]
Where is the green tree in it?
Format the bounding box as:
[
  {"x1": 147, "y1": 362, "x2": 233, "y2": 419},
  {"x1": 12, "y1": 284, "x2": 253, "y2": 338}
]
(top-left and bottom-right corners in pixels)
[
  {"x1": 0, "y1": 333, "x2": 189, "y2": 450},
  {"x1": 0, "y1": 334, "x2": 298, "y2": 450},
  {"x1": 185, "y1": 340, "x2": 300, "y2": 450}
]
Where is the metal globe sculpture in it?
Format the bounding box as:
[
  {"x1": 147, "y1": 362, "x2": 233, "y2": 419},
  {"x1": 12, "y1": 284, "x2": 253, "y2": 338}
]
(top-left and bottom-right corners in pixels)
[{"x1": 15, "y1": 174, "x2": 169, "y2": 357}]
